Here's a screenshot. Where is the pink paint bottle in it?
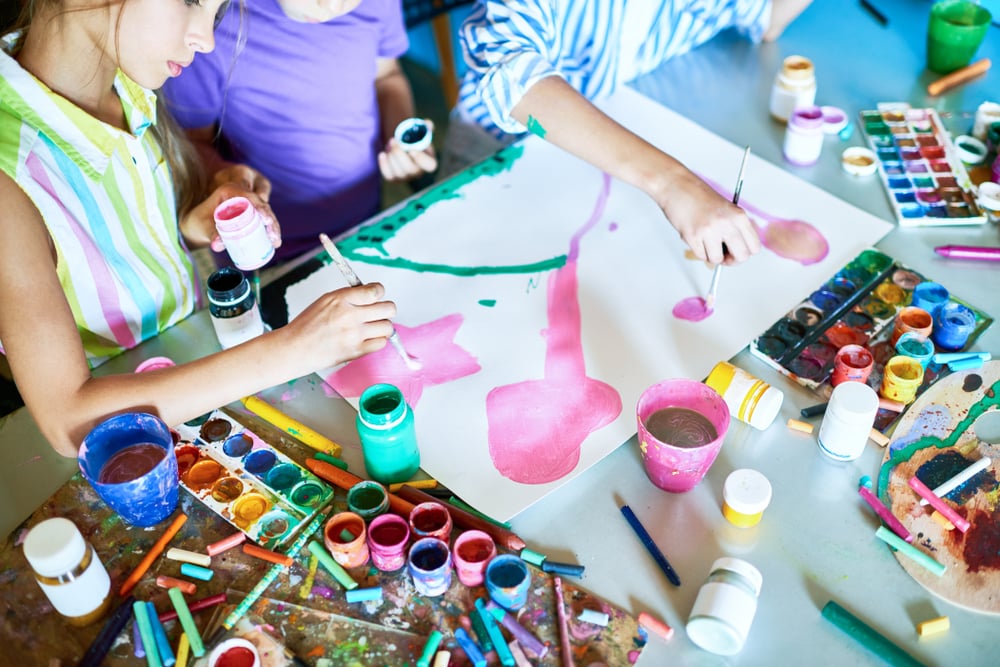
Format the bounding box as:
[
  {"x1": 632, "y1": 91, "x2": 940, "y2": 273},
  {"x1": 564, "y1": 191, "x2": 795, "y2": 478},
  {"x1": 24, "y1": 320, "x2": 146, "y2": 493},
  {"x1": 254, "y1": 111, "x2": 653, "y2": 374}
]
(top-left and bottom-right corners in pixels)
[
  {"x1": 366, "y1": 513, "x2": 410, "y2": 572},
  {"x1": 452, "y1": 530, "x2": 496, "y2": 587},
  {"x1": 213, "y1": 196, "x2": 274, "y2": 271},
  {"x1": 783, "y1": 106, "x2": 824, "y2": 166}
]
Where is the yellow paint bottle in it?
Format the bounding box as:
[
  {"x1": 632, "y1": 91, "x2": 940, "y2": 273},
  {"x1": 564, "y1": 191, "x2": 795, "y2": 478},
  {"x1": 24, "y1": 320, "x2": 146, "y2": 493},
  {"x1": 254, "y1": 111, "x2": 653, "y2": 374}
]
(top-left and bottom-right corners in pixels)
[
  {"x1": 722, "y1": 469, "x2": 773, "y2": 528},
  {"x1": 705, "y1": 361, "x2": 784, "y2": 431}
]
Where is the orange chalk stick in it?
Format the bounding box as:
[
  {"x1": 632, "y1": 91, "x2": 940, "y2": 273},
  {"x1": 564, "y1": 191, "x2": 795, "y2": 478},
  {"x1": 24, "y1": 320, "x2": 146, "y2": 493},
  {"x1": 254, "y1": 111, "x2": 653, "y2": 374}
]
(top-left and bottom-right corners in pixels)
[
  {"x1": 786, "y1": 418, "x2": 814, "y2": 434},
  {"x1": 119, "y1": 513, "x2": 188, "y2": 597},
  {"x1": 927, "y1": 58, "x2": 991, "y2": 96},
  {"x1": 156, "y1": 575, "x2": 196, "y2": 595},
  {"x1": 638, "y1": 611, "x2": 674, "y2": 642},
  {"x1": 242, "y1": 543, "x2": 293, "y2": 567}
]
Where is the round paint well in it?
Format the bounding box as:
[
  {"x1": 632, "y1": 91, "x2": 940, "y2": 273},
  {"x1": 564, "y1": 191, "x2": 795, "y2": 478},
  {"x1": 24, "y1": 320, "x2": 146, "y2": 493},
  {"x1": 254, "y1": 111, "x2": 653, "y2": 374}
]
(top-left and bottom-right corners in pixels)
[
  {"x1": 244, "y1": 450, "x2": 277, "y2": 475},
  {"x1": 211, "y1": 476, "x2": 244, "y2": 503},
  {"x1": 754, "y1": 336, "x2": 787, "y2": 358},
  {"x1": 231, "y1": 493, "x2": 270, "y2": 526},
  {"x1": 222, "y1": 434, "x2": 253, "y2": 458},
  {"x1": 826, "y1": 276, "x2": 857, "y2": 297},
  {"x1": 265, "y1": 463, "x2": 301, "y2": 490},
  {"x1": 874, "y1": 282, "x2": 906, "y2": 305},
  {"x1": 787, "y1": 355, "x2": 824, "y2": 379},
  {"x1": 184, "y1": 412, "x2": 212, "y2": 427},
  {"x1": 289, "y1": 481, "x2": 326, "y2": 508},
  {"x1": 185, "y1": 459, "x2": 223, "y2": 489},
  {"x1": 809, "y1": 289, "x2": 843, "y2": 313},
  {"x1": 774, "y1": 319, "x2": 806, "y2": 343},
  {"x1": 257, "y1": 511, "x2": 292, "y2": 543},
  {"x1": 200, "y1": 418, "x2": 233, "y2": 442},
  {"x1": 174, "y1": 444, "x2": 201, "y2": 477}
]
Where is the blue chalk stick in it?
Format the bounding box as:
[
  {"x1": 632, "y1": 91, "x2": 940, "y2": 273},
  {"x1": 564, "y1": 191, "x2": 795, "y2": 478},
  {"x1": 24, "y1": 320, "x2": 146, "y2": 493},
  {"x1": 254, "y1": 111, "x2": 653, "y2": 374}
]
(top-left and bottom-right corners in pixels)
[
  {"x1": 147, "y1": 601, "x2": 176, "y2": 667},
  {"x1": 948, "y1": 356, "x2": 985, "y2": 371},
  {"x1": 541, "y1": 560, "x2": 585, "y2": 577},
  {"x1": 179, "y1": 562, "x2": 214, "y2": 581},
  {"x1": 454, "y1": 628, "x2": 487, "y2": 667},
  {"x1": 345, "y1": 586, "x2": 383, "y2": 603}
]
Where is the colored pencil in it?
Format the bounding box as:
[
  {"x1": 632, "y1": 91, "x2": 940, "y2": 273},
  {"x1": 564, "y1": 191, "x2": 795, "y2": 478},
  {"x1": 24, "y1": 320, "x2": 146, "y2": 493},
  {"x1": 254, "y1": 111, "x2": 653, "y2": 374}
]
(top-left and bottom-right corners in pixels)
[
  {"x1": 119, "y1": 513, "x2": 188, "y2": 597},
  {"x1": 921, "y1": 457, "x2": 991, "y2": 506},
  {"x1": 241, "y1": 395, "x2": 342, "y2": 456},
  {"x1": 397, "y1": 483, "x2": 526, "y2": 551},
  {"x1": 927, "y1": 58, "x2": 991, "y2": 97},
  {"x1": 859, "y1": 0, "x2": 888, "y2": 26},
  {"x1": 305, "y1": 458, "x2": 416, "y2": 516},
  {"x1": 821, "y1": 600, "x2": 927, "y2": 667},
  {"x1": 705, "y1": 145, "x2": 750, "y2": 310},
  {"x1": 553, "y1": 576, "x2": 574, "y2": 667},
  {"x1": 78, "y1": 595, "x2": 136, "y2": 667},
  {"x1": 619, "y1": 505, "x2": 681, "y2": 586}
]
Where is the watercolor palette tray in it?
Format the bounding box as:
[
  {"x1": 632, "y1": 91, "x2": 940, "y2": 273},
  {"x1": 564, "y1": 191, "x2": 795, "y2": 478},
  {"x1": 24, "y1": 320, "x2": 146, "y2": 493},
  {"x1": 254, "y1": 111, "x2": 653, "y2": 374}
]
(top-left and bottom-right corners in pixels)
[
  {"x1": 749, "y1": 248, "x2": 993, "y2": 429},
  {"x1": 859, "y1": 103, "x2": 985, "y2": 226},
  {"x1": 173, "y1": 410, "x2": 333, "y2": 548}
]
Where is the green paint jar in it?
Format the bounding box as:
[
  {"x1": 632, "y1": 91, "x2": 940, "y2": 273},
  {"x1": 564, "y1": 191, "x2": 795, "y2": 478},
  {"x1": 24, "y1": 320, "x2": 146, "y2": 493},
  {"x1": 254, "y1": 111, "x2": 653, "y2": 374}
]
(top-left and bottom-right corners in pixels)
[{"x1": 357, "y1": 384, "x2": 420, "y2": 484}]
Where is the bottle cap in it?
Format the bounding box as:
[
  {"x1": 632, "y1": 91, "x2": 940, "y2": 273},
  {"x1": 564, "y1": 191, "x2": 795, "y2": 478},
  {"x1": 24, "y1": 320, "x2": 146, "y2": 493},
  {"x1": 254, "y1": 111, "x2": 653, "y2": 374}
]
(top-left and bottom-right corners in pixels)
[
  {"x1": 723, "y1": 469, "x2": 773, "y2": 516},
  {"x1": 780, "y1": 55, "x2": 814, "y2": 80},
  {"x1": 23, "y1": 518, "x2": 87, "y2": 577},
  {"x1": 841, "y1": 147, "x2": 877, "y2": 176},
  {"x1": 821, "y1": 106, "x2": 848, "y2": 135},
  {"x1": 827, "y1": 381, "x2": 879, "y2": 418},
  {"x1": 394, "y1": 118, "x2": 433, "y2": 152}
]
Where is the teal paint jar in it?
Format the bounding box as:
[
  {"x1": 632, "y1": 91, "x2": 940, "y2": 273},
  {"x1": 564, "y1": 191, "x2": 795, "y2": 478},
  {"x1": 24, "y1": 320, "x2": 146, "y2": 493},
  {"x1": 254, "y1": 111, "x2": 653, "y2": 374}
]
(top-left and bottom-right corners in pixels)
[{"x1": 357, "y1": 383, "x2": 420, "y2": 484}]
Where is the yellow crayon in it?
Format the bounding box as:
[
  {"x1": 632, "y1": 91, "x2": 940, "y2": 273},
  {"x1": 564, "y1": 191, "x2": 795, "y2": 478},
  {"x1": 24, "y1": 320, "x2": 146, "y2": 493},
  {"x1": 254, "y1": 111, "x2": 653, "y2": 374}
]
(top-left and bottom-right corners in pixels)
[
  {"x1": 241, "y1": 395, "x2": 341, "y2": 456},
  {"x1": 389, "y1": 479, "x2": 438, "y2": 492}
]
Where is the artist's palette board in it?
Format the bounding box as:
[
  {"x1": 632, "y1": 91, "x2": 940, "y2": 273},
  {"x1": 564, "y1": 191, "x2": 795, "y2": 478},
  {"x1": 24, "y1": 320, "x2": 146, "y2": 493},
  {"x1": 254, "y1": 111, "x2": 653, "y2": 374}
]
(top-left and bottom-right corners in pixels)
[
  {"x1": 749, "y1": 248, "x2": 992, "y2": 429},
  {"x1": 174, "y1": 411, "x2": 333, "y2": 548},
  {"x1": 860, "y1": 104, "x2": 985, "y2": 226},
  {"x1": 878, "y1": 361, "x2": 1000, "y2": 614}
]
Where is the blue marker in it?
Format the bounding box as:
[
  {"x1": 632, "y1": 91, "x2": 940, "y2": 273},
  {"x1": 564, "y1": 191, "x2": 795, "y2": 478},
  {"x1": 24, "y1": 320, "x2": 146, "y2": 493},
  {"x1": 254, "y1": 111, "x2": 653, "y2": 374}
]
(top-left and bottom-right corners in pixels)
[
  {"x1": 619, "y1": 504, "x2": 681, "y2": 586},
  {"x1": 454, "y1": 628, "x2": 487, "y2": 667}
]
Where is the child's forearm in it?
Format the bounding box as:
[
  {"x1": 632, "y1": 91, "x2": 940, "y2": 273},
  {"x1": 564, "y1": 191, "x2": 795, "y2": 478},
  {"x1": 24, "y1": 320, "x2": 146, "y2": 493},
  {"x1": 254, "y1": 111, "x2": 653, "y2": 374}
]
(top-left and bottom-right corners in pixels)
[{"x1": 375, "y1": 59, "x2": 417, "y2": 144}]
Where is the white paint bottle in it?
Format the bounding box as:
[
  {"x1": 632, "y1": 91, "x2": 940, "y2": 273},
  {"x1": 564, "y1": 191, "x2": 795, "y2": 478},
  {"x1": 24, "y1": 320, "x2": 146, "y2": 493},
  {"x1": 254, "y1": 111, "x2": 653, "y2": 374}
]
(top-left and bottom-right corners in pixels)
[
  {"x1": 704, "y1": 361, "x2": 784, "y2": 430},
  {"x1": 817, "y1": 381, "x2": 879, "y2": 461},
  {"x1": 214, "y1": 196, "x2": 275, "y2": 271},
  {"x1": 22, "y1": 518, "x2": 112, "y2": 626},
  {"x1": 783, "y1": 106, "x2": 825, "y2": 166},
  {"x1": 769, "y1": 55, "x2": 816, "y2": 123},
  {"x1": 687, "y1": 557, "x2": 763, "y2": 655}
]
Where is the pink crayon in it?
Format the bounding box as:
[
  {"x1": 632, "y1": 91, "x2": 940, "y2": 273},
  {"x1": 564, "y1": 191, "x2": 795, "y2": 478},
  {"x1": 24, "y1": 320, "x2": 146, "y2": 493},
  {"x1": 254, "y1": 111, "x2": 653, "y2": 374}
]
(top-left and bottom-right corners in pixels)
[
  {"x1": 857, "y1": 485, "x2": 912, "y2": 543},
  {"x1": 909, "y1": 476, "x2": 971, "y2": 533}
]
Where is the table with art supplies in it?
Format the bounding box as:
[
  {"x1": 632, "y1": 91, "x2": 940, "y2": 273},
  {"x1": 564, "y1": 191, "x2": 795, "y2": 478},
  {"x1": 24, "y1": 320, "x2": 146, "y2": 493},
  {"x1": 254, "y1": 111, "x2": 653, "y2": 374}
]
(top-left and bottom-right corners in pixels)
[{"x1": 2, "y1": 1, "x2": 1000, "y2": 665}]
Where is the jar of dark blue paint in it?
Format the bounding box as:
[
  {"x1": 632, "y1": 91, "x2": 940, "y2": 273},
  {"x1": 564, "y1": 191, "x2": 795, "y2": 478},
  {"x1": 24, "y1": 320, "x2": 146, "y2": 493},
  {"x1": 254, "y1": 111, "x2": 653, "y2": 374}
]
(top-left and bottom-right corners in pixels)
[{"x1": 356, "y1": 383, "x2": 420, "y2": 484}]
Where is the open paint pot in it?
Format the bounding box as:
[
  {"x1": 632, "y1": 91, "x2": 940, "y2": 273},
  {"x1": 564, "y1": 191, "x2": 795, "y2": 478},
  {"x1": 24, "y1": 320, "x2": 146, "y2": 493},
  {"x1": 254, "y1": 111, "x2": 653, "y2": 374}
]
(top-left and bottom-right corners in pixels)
[
  {"x1": 881, "y1": 356, "x2": 925, "y2": 404},
  {"x1": 208, "y1": 637, "x2": 261, "y2": 667},
  {"x1": 890, "y1": 307, "x2": 933, "y2": 347},
  {"x1": 830, "y1": 345, "x2": 874, "y2": 386}
]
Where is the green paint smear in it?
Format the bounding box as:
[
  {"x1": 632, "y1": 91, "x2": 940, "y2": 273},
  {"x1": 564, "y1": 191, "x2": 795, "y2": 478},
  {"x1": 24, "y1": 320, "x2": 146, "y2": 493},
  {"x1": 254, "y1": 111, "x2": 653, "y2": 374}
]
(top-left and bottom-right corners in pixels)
[
  {"x1": 478, "y1": 299, "x2": 497, "y2": 307},
  {"x1": 333, "y1": 144, "x2": 567, "y2": 277},
  {"x1": 526, "y1": 115, "x2": 547, "y2": 139},
  {"x1": 877, "y1": 378, "x2": 1000, "y2": 502}
]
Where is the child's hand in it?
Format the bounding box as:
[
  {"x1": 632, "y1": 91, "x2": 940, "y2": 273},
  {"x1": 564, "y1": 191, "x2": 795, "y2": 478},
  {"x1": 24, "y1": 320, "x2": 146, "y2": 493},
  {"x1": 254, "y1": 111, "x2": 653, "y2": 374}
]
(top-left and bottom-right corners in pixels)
[
  {"x1": 657, "y1": 169, "x2": 761, "y2": 266},
  {"x1": 279, "y1": 282, "x2": 397, "y2": 370},
  {"x1": 378, "y1": 121, "x2": 439, "y2": 182}
]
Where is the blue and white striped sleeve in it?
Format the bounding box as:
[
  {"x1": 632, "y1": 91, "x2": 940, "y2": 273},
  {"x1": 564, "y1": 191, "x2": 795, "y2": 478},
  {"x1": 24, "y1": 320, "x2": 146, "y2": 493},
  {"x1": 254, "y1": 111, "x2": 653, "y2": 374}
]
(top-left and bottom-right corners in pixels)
[{"x1": 460, "y1": 0, "x2": 565, "y2": 134}]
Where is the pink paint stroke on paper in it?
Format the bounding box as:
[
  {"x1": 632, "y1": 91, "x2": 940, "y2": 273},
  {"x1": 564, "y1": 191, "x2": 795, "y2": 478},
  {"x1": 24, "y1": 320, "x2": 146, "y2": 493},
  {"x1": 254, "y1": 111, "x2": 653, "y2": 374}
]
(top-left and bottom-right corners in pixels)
[
  {"x1": 322, "y1": 315, "x2": 481, "y2": 406},
  {"x1": 672, "y1": 296, "x2": 713, "y2": 322},
  {"x1": 486, "y1": 174, "x2": 622, "y2": 484}
]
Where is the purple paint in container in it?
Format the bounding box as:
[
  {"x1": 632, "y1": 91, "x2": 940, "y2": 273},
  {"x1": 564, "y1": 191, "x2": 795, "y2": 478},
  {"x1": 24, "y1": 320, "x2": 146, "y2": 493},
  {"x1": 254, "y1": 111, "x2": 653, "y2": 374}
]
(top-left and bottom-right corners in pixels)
[
  {"x1": 78, "y1": 413, "x2": 178, "y2": 527},
  {"x1": 367, "y1": 513, "x2": 410, "y2": 572},
  {"x1": 485, "y1": 554, "x2": 531, "y2": 611},
  {"x1": 407, "y1": 537, "x2": 453, "y2": 597}
]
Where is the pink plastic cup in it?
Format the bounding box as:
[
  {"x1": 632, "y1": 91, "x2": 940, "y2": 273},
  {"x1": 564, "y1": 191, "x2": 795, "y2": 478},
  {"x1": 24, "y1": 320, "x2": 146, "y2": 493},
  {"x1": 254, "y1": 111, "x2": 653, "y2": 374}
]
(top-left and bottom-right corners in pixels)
[
  {"x1": 408, "y1": 501, "x2": 453, "y2": 543},
  {"x1": 636, "y1": 379, "x2": 730, "y2": 493},
  {"x1": 452, "y1": 530, "x2": 496, "y2": 587}
]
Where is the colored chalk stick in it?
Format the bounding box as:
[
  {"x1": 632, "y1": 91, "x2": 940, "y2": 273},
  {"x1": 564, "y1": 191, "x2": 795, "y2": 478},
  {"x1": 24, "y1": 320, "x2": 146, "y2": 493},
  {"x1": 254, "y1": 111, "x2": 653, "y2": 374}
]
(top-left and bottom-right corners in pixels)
[
  {"x1": 485, "y1": 600, "x2": 549, "y2": 658},
  {"x1": 800, "y1": 403, "x2": 828, "y2": 418},
  {"x1": 345, "y1": 586, "x2": 383, "y2": 603},
  {"x1": 416, "y1": 630, "x2": 443, "y2": 667},
  {"x1": 314, "y1": 451, "x2": 348, "y2": 470},
  {"x1": 948, "y1": 356, "x2": 984, "y2": 371},
  {"x1": 821, "y1": 600, "x2": 927, "y2": 667},
  {"x1": 507, "y1": 642, "x2": 532, "y2": 667},
  {"x1": 389, "y1": 478, "x2": 438, "y2": 492},
  {"x1": 243, "y1": 543, "x2": 294, "y2": 566},
  {"x1": 166, "y1": 548, "x2": 211, "y2": 567},
  {"x1": 519, "y1": 548, "x2": 547, "y2": 567},
  {"x1": 868, "y1": 428, "x2": 890, "y2": 447},
  {"x1": 874, "y1": 526, "x2": 945, "y2": 577},
  {"x1": 908, "y1": 476, "x2": 971, "y2": 532},
  {"x1": 156, "y1": 575, "x2": 196, "y2": 595},
  {"x1": 931, "y1": 351, "x2": 990, "y2": 364},
  {"x1": 167, "y1": 587, "x2": 206, "y2": 657},
  {"x1": 454, "y1": 628, "x2": 487, "y2": 667},
  {"x1": 205, "y1": 531, "x2": 245, "y2": 556},
  {"x1": 922, "y1": 457, "x2": 991, "y2": 506},
  {"x1": 858, "y1": 485, "x2": 912, "y2": 543},
  {"x1": 787, "y1": 418, "x2": 815, "y2": 434},
  {"x1": 577, "y1": 608, "x2": 610, "y2": 626},
  {"x1": 179, "y1": 562, "x2": 214, "y2": 581},
  {"x1": 133, "y1": 617, "x2": 146, "y2": 658},
  {"x1": 175, "y1": 633, "x2": 190, "y2": 667},
  {"x1": 475, "y1": 599, "x2": 515, "y2": 667},
  {"x1": 468, "y1": 606, "x2": 494, "y2": 653},
  {"x1": 147, "y1": 601, "x2": 176, "y2": 667},
  {"x1": 916, "y1": 616, "x2": 950, "y2": 637},
  {"x1": 132, "y1": 600, "x2": 162, "y2": 667},
  {"x1": 541, "y1": 560, "x2": 585, "y2": 577},
  {"x1": 931, "y1": 511, "x2": 955, "y2": 530},
  {"x1": 308, "y1": 540, "x2": 359, "y2": 590},
  {"x1": 637, "y1": 611, "x2": 674, "y2": 642},
  {"x1": 432, "y1": 650, "x2": 452, "y2": 667}
]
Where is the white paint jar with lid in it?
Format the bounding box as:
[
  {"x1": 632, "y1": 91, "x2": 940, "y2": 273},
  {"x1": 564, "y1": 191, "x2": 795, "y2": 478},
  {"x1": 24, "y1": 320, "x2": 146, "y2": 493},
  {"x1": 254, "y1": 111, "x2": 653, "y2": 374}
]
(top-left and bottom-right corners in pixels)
[
  {"x1": 783, "y1": 106, "x2": 825, "y2": 166},
  {"x1": 214, "y1": 196, "x2": 275, "y2": 271},
  {"x1": 687, "y1": 557, "x2": 763, "y2": 655},
  {"x1": 22, "y1": 517, "x2": 112, "y2": 626},
  {"x1": 769, "y1": 55, "x2": 816, "y2": 122},
  {"x1": 704, "y1": 361, "x2": 784, "y2": 430},
  {"x1": 817, "y1": 381, "x2": 879, "y2": 461}
]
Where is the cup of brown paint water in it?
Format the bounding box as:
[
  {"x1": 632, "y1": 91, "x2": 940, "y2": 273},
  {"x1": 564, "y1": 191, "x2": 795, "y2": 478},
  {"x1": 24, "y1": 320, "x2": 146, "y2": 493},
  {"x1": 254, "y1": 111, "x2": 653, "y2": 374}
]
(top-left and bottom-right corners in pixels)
[{"x1": 637, "y1": 379, "x2": 730, "y2": 493}]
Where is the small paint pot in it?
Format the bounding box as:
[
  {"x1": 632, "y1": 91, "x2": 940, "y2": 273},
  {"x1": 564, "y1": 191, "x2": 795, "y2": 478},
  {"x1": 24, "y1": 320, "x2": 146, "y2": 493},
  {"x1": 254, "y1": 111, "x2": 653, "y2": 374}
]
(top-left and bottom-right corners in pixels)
[
  {"x1": 783, "y1": 106, "x2": 824, "y2": 166},
  {"x1": 636, "y1": 379, "x2": 730, "y2": 493},
  {"x1": 932, "y1": 302, "x2": 977, "y2": 351},
  {"x1": 394, "y1": 117, "x2": 433, "y2": 152},
  {"x1": 408, "y1": 501, "x2": 453, "y2": 543},
  {"x1": 841, "y1": 147, "x2": 877, "y2": 176},
  {"x1": 346, "y1": 480, "x2": 390, "y2": 521},
  {"x1": 722, "y1": 469, "x2": 772, "y2": 528},
  {"x1": 78, "y1": 413, "x2": 179, "y2": 527},
  {"x1": 830, "y1": 344, "x2": 874, "y2": 386},
  {"x1": 889, "y1": 307, "x2": 933, "y2": 347},
  {"x1": 367, "y1": 513, "x2": 410, "y2": 572},
  {"x1": 485, "y1": 554, "x2": 531, "y2": 611},
  {"x1": 954, "y1": 135, "x2": 987, "y2": 165},
  {"x1": 894, "y1": 332, "x2": 935, "y2": 369},
  {"x1": 407, "y1": 537, "x2": 453, "y2": 597},
  {"x1": 977, "y1": 181, "x2": 1000, "y2": 224},
  {"x1": 452, "y1": 529, "x2": 497, "y2": 587},
  {"x1": 324, "y1": 511, "x2": 369, "y2": 569},
  {"x1": 880, "y1": 355, "x2": 925, "y2": 405},
  {"x1": 817, "y1": 381, "x2": 879, "y2": 461},
  {"x1": 910, "y1": 282, "x2": 949, "y2": 317},
  {"x1": 208, "y1": 637, "x2": 261, "y2": 667}
]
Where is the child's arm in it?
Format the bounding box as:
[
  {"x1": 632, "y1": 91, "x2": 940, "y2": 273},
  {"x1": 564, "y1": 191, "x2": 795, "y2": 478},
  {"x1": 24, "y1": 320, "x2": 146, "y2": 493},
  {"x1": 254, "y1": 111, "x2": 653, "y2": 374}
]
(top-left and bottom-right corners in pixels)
[
  {"x1": 0, "y1": 173, "x2": 396, "y2": 457},
  {"x1": 763, "y1": 0, "x2": 813, "y2": 42},
  {"x1": 510, "y1": 76, "x2": 760, "y2": 266},
  {"x1": 375, "y1": 58, "x2": 438, "y2": 182}
]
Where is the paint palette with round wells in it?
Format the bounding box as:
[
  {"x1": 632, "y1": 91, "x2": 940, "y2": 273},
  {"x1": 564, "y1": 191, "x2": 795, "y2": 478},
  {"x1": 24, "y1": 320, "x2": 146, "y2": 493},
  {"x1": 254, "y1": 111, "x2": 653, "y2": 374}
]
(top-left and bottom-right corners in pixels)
[
  {"x1": 173, "y1": 410, "x2": 333, "y2": 549},
  {"x1": 860, "y1": 103, "x2": 986, "y2": 226},
  {"x1": 750, "y1": 248, "x2": 993, "y2": 430}
]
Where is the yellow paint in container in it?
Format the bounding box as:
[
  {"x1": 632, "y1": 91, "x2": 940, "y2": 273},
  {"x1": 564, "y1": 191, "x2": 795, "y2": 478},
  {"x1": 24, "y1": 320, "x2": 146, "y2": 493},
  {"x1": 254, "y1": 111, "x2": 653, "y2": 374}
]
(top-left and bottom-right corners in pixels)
[{"x1": 722, "y1": 469, "x2": 773, "y2": 527}]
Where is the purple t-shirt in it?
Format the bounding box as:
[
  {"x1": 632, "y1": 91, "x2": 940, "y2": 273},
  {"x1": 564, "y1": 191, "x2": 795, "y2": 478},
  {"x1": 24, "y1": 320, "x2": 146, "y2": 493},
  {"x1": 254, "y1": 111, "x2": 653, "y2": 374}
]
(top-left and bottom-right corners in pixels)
[{"x1": 164, "y1": 0, "x2": 408, "y2": 262}]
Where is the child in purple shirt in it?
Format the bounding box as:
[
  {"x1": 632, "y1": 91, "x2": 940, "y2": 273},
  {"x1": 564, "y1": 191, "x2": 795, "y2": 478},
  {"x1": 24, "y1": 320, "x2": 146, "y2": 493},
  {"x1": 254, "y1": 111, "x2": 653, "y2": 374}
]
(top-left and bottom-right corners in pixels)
[{"x1": 164, "y1": 0, "x2": 437, "y2": 263}]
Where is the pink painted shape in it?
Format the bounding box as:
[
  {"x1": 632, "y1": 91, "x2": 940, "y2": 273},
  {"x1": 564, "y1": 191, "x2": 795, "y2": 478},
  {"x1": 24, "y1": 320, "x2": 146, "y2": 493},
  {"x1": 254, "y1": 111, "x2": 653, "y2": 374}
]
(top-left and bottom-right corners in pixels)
[
  {"x1": 672, "y1": 296, "x2": 713, "y2": 322},
  {"x1": 486, "y1": 174, "x2": 622, "y2": 484},
  {"x1": 322, "y1": 314, "x2": 481, "y2": 406}
]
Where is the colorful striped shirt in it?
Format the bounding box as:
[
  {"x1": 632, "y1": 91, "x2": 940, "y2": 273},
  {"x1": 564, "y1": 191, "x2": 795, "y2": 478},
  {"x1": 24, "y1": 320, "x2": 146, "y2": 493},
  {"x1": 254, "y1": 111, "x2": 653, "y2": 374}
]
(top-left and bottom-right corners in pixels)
[
  {"x1": 0, "y1": 49, "x2": 195, "y2": 367},
  {"x1": 457, "y1": 0, "x2": 771, "y2": 138}
]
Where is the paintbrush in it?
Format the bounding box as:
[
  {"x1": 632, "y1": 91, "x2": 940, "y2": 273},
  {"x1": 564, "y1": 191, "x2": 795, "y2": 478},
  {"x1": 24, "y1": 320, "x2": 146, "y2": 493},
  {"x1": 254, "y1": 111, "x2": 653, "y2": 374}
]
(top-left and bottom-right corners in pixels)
[
  {"x1": 705, "y1": 145, "x2": 750, "y2": 311},
  {"x1": 318, "y1": 233, "x2": 421, "y2": 370}
]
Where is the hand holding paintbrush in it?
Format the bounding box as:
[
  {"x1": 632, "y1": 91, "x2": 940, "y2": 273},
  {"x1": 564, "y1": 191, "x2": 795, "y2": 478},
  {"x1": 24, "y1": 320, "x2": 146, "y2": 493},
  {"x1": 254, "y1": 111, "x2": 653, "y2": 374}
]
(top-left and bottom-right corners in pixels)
[
  {"x1": 319, "y1": 233, "x2": 421, "y2": 370},
  {"x1": 705, "y1": 145, "x2": 751, "y2": 311}
]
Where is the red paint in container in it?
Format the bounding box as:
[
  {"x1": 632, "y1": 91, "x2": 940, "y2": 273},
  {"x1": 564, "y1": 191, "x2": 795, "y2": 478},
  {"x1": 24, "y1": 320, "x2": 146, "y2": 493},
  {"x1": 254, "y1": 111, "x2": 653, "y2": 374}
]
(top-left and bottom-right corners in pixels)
[
  {"x1": 97, "y1": 444, "x2": 166, "y2": 484},
  {"x1": 830, "y1": 344, "x2": 874, "y2": 386},
  {"x1": 208, "y1": 638, "x2": 261, "y2": 667}
]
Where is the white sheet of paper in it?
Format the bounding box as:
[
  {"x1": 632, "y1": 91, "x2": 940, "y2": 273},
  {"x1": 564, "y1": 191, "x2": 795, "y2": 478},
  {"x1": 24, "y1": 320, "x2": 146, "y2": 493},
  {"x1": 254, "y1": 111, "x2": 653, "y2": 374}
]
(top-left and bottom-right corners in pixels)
[{"x1": 285, "y1": 86, "x2": 894, "y2": 521}]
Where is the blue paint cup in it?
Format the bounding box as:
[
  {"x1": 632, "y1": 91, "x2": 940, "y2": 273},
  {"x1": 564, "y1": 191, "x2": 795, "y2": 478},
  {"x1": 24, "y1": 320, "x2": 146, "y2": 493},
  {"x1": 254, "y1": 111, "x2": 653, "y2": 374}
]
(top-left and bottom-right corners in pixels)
[
  {"x1": 932, "y1": 302, "x2": 977, "y2": 351},
  {"x1": 78, "y1": 412, "x2": 178, "y2": 527},
  {"x1": 407, "y1": 537, "x2": 453, "y2": 597},
  {"x1": 911, "y1": 281, "x2": 949, "y2": 317},
  {"x1": 485, "y1": 554, "x2": 531, "y2": 611}
]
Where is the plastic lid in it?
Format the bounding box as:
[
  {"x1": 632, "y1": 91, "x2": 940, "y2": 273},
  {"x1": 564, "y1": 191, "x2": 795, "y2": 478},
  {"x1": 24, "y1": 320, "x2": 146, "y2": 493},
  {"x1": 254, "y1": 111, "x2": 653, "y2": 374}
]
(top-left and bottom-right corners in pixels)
[
  {"x1": 723, "y1": 469, "x2": 773, "y2": 515},
  {"x1": 821, "y1": 106, "x2": 848, "y2": 135},
  {"x1": 22, "y1": 518, "x2": 86, "y2": 577},
  {"x1": 977, "y1": 181, "x2": 1000, "y2": 211},
  {"x1": 841, "y1": 147, "x2": 877, "y2": 176},
  {"x1": 780, "y1": 55, "x2": 814, "y2": 79},
  {"x1": 687, "y1": 615, "x2": 745, "y2": 656},
  {"x1": 135, "y1": 356, "x2": 176, "y2": 373},
  {"x1": 827, "y1": 381, "x2": 879, "y2": 418}
]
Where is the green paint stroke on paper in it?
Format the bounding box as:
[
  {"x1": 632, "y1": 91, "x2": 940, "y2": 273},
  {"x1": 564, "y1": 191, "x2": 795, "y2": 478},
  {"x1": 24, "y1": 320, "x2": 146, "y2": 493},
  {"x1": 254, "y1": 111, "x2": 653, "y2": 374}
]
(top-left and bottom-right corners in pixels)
[
  {"x1": 526, "y1": 115, "x2": 547, "y2": 139},
  {"x1": 478, "y1": 299, "x2": 497, "y2": 307},
  {"x1": 331, "y1": 144, "x2": 567, "y2": 277}
]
